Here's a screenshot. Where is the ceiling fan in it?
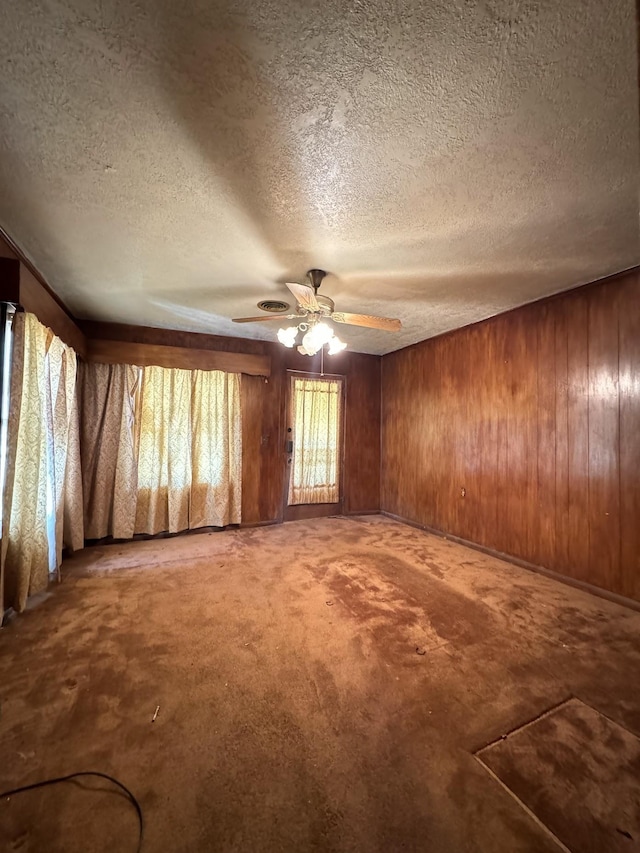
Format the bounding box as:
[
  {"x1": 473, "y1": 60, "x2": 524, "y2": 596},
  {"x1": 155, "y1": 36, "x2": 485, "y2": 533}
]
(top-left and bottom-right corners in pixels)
[{"x1": 232, "y1": 269, "x2": 401, "y2": 356}]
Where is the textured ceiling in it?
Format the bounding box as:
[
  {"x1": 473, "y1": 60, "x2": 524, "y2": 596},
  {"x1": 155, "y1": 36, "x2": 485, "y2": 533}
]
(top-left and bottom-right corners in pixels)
[{"x1": 0, "y1": 0, "x2": 639, "y2": 355}]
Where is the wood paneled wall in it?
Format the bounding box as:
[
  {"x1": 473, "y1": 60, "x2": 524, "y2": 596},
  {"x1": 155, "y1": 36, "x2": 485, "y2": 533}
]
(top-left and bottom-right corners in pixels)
[
  {"x1": 18, "y1": 266, "x2": 87, "y2": 356},
  {"x1": 85, "y1": 337, "x2": 271, "y2": 376},
  {"x1": 86, "y1": 321, "x2": 381, "y2": 525},
  {"x1": 0, "y1": 233, "x2": 87, "y2": 355},
  {"x1": 0, "y1": 257, "x2": 20, "y2": 303},
  {"x1": 381, "y1": 269, "x2": 640, "y2": 601}
]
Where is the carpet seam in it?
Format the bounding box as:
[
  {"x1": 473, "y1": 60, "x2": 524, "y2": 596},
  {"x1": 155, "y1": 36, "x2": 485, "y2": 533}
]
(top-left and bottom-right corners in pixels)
[
  {"x1": 473, "y1": 695, "x2": 575, "y2": 755},
  {"x1": 473, "y1": 754, "x2": 573, "y2": 853}
]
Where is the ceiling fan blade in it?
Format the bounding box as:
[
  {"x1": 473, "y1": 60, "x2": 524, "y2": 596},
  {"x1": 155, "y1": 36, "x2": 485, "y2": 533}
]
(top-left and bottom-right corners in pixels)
[
  {"x1": 331, "y1": 312, "x2": 401, "y2": 331},
  {"x1": 232, "y1": 314, "x2": 301, "y2": 323},
  {"x1": 286, "y1": 282, "x2": 319, "y2": 311}
]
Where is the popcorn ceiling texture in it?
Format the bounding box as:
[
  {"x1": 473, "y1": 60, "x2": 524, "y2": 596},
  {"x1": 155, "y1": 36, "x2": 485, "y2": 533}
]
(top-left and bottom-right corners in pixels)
[{"x1": 0, "y1": 0, "x2": 638, "y2": 354}]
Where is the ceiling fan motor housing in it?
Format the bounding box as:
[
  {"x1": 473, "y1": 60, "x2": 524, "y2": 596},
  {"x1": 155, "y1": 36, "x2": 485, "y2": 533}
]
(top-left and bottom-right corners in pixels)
[
  {"x1": 307, "y1": 268, "x2": 327, "y2": 291},
  {"x1": 314, "y1": 294, "x2": 335, "y2": 314}
]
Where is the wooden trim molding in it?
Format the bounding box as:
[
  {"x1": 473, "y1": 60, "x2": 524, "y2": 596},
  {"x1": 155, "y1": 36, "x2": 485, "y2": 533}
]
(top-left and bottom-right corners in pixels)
[
  {"x1": 80, "y1": 319, "x2": 270, "y2": 356},
  {"x1": 284, "y1": 502, "x2": 343, "y2": 522},
  {"x1": 0, "y1": 257, "x2": 20, "y2": 304},
  {"x1": 19, "y1": 267, "x2": 87, "y2": 356},
  {"x1": 86, "y1": 338, "x2": 271, "y2": 376}
]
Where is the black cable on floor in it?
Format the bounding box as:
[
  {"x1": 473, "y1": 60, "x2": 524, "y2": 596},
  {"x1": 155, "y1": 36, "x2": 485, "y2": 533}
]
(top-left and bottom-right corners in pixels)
[{"x1": 0, "y1": 771, "x2": 143, "y2": 852}]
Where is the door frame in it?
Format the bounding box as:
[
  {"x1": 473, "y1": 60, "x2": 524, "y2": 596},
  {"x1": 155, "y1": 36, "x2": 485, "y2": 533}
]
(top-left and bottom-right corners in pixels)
[{"x1": 282, "y1": 369, "x2": 346, "y2": 522}]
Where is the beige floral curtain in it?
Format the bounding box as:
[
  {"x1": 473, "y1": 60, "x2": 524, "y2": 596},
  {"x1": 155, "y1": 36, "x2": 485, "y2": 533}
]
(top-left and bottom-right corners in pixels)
[
  {"x1": 135, "y1": 366, "x2": 241, "y2": 533},
  {"x1": 79, "y1": 361, "x2": 140, "y2": 540},
  {"x1": 47, "y1": 335, "x2": 84, "y2": 562},
  {"x1": 134, "y1": 366, "x2": 193, "y2": 534},
  {"x1": 1, "y1": 313, "x2": 83, "y2": 613},
  {"x1": 81, "y1": 363, "x2": 242, "y2": 538},
  {"x1": 288, "y1": 376, "x2": 341, "y2": 506},
  {"x1": 191, "y1": 369, "x2": 242, "y2": 529}
]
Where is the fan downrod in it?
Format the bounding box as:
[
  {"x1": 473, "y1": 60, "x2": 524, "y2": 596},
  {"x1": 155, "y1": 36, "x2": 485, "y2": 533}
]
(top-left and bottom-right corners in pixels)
[{"x1": 307, "y1": 269, "x2": 327, "y2": 293}]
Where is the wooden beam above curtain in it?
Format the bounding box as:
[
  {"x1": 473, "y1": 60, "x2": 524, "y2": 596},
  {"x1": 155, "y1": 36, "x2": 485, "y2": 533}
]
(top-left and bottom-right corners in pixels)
[{"x1": 85, "y1": 339, "x2": 271, "y2": 377}]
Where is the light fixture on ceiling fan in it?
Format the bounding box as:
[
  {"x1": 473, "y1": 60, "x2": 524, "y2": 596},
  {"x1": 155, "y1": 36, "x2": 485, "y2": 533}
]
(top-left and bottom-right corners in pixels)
[{"x1": 232, "y1": 269, "x2": 401, "y2": 355}]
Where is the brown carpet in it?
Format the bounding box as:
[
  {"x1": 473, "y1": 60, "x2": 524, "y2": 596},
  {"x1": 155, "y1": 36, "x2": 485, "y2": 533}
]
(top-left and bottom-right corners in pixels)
[
  {"x1": 1, "y1": 515, "x2": 639, "y2": 853},
  {"x1": 477, "y1": 698, "x2": 640, "y2": 852}
]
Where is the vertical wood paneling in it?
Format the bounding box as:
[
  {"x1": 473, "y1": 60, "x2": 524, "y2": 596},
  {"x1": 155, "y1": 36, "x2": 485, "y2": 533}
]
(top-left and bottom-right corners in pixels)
[
  {"x1": 0, "y1": 257, "x2": 21, "y2": 302},
  {"x1": 493, "y1": 325, "x2": 510, "y2": 556},
  {"x1": 480, "y1": 324, "x2": 500, "y2": 553},
  {"x1": 343, "y1": 353, "x2": 381, "y2": 513},
  {"x1": 619, "y1": 273, "x2": 640, "y2": 600},
  {"x1": 430, "y1": 342, "x2": 446, "y2": 531},
  {"x1": 464, "y1": 326, "x2": 485, "y2": 546},
  {"x1": 566, "y1": 294, "x2": 590, "y2": 580},
  {"x1": 587, "y1": 283, "x2": 621, "y2": 593},
  {"x1": 241, "y1": 375, "x2": 266, "y2": 525},
  {"x1": 247, "y1": 345, "x2": 381, "y2": 524},
  {"x1": 502, "y1": 309, "x2": 538, "y2": 561},
  {"x1": 381, "y1": 353, "x2": 399, "y2": 514},
  {"x1": 554, "y1": 300, "x2": 570, "y2": 575},
  {"x1": 519, "y1": 308, "x2": 539, "y2": 561},
  {"x1": 86, "y1": 322, "x2": 381, "y2": 526},
  {"x1": 523, "y1": 311, "x2": 540, "y2": 562},
  {"x1": 446, "y1": 332, "x2": 468, "y2": 538},
  {"x1": 536, "y1": 303, "x2": 556, "y2": 570},
  {"x1": 381, "y1": 268, "x2": 640, "y2": 602}
]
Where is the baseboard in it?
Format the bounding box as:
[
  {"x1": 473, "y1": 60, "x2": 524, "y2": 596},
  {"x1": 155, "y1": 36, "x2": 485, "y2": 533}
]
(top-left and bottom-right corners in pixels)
[
  {"x1": 241, "y1": 510, "x2": 380, "y2": 526},
  {"x1": 380, "y1": 511, "x2": 640, "y2": 614}
]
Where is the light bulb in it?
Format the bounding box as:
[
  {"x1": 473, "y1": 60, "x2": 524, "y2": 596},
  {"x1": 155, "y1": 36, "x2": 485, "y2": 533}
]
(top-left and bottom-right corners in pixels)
[
  {"x1": 277, "y1": 326, "x2": 298, "y2": 348},
  {"x1": 312, "y1": 322, "x2": 333, "y2": 345},
  {"x1": 328, "y1": 335, "x2": 347, "y2": 355},
  {"x1": 301, "y1": 329, "x2": 321, "y2": 355}
]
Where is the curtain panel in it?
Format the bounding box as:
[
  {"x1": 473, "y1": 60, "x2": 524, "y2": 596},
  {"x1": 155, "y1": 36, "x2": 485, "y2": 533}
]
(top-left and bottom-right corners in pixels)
[
  {"x1": 1, "y1": 313, "x2": 84, "y2": 614},
  {"x1": 79, "y1": 361, "x2": 140, "y2": 540},
  {"x1": 288, "y1": 377, "x2": 341, "y2": 505},
  {"x1": 81, "y1": 363, "x2": 242, "y2": 538}
]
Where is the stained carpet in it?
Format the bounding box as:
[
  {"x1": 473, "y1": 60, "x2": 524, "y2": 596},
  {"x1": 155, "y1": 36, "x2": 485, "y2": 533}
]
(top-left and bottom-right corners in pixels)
[
  {"x1": 477, "y1": 698, "x2": 640, "y2": 852},
  {"x1": 1, "y1": 515, "x2": 639, "y2": 852}
]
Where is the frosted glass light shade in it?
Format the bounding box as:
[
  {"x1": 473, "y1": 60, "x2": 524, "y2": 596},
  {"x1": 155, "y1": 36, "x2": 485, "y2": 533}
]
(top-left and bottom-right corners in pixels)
[
  {"x1": 301, "y1": 329, "x2": 322, "y2": 355},
  {"x1": 277, "y1": 326, "x2": 298, "y2": 347},
  {"x1": 279, "y1": 321, "x2": 347, "y2": 356},
  {"x1": 328, "y1": 335, "x2": 347, "y2": 355},
  {"x1": 311, "y1": 322, "x2": 333, "y2": 345}
]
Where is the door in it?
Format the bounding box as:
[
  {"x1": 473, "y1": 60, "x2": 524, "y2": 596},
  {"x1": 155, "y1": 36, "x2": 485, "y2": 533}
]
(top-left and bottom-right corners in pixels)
[{"x1": 284, "y1": 371, "x2": 345, "y2": 521}]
